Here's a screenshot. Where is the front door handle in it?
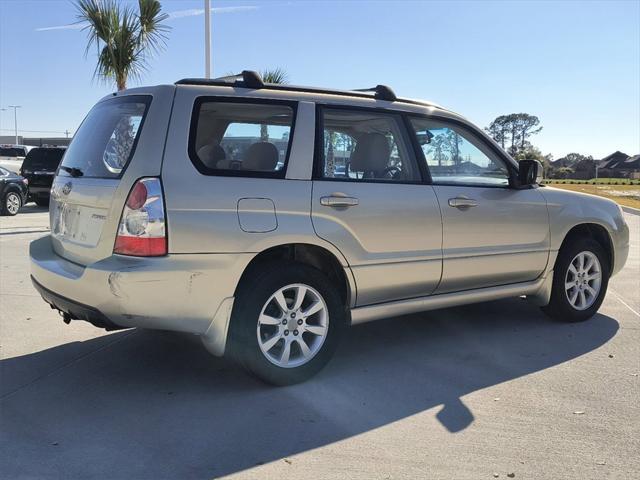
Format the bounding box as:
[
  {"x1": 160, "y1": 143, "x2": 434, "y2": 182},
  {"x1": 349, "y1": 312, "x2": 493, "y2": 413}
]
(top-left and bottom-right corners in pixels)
[
  {"x1": 320, "y1": 195, "x2": 359, "y2": 207},
  {"x1": 448, "y1": 197, "x2": 478, "y2": 209}
]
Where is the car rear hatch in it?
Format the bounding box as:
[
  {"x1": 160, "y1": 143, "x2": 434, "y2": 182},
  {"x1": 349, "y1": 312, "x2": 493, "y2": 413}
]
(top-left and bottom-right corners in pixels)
[{"x1": 49, "y1": 86, "x2": 175, "y2": 266}]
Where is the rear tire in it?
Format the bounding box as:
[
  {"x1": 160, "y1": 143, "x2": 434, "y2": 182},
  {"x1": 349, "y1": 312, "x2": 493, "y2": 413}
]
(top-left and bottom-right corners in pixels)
[
  {"x1": 2, "y1": 191, "x2": 22, "y2": 216},
  {"x1": 228, "y1": 261, "x2": 347, "y2": 385},
  {"x1": 34, "y1": 197, "x2": 49, "y2": 207},
  {"x1": 541, "y1": 237, "x2": 609, "y2": 322}
]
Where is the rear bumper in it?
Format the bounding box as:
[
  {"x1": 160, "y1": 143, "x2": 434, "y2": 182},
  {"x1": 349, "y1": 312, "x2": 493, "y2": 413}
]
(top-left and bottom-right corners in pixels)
[
  {"x1": 27, "y1": 186, "x2": 50, "y2": 197},
  {"x1": 31, "y1": 276, "x2": 123, "y2": 330},
  {"x1": 29, "y1": 235, "x2": 253, "y2": 354}
]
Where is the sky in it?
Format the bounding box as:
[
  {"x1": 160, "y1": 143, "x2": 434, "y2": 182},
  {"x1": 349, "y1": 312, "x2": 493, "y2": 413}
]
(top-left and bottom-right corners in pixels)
[{"x1": 0, "y1": 0, "x2": 638, "y2": 159}]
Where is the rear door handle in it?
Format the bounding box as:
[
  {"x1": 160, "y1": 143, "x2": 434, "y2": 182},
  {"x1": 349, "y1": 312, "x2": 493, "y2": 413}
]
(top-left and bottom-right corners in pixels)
[
  {"x1": 448, "y1": 197, "x2": 478, "y2": 209},
  {"x1": 320, "y1": 195, "x2": 359, "y2": 207}
]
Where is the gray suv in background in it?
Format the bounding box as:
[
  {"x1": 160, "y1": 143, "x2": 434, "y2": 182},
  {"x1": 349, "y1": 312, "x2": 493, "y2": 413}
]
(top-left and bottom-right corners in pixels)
[{"x1": 30, "y1": 71, "x2": 629, "y2": 384}]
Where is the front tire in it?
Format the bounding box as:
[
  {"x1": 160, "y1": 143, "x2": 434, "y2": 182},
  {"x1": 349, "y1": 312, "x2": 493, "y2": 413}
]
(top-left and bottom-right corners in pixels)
[
  {"x1": 541, "y1": 237, "x2": 609, "y2": 322},
  {"x1": 2, "y1": 191, "x2": 22, "y2": 216},
  {"x1": 228, "y1": 261, "x2": 347, "y2": 385}
]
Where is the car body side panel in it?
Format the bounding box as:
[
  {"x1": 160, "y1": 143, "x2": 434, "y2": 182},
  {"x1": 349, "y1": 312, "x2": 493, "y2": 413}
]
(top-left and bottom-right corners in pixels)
[
  {"x1": 433, "y1": 185, "x2": 551, "y2": 293},
  {"x1": 162, "y1": 88, "x2": 346, "y2": 260},
  {"x1": 311, "y1": 182, "x2": 443, "y2": 306},
  {"x1": 539, "y1": 186, "x2": 630, "y2": 276}
]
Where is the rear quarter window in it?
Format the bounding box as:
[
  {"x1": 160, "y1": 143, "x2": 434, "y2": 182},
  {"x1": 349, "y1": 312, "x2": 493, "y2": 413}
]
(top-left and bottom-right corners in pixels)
[
  {"x1": 58, "y1": 95, "x2": 150, "y2": 179},
  {"x1": 188, "y1": 98, "x2": 296, "y2": 178}
]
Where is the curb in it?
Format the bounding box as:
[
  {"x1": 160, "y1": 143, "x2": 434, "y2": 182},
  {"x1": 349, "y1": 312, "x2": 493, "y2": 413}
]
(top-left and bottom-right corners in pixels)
[{"x1": 621, "y1": 206, "x2": 640, "y2": 216}]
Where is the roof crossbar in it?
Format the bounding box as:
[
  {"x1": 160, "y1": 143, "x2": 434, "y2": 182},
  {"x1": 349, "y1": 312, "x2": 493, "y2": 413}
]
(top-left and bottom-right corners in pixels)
[
  {"x1": 352, "y1": 85, "x2": 397, "y2": 102},
  {"x1": 206, "y1": 70, "x2": 265, "y2": 88}
]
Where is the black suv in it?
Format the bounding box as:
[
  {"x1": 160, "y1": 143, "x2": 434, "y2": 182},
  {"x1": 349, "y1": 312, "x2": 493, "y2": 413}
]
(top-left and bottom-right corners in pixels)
[{"x1": 20, "y1": 147, "x2": 66, "y2": 206}]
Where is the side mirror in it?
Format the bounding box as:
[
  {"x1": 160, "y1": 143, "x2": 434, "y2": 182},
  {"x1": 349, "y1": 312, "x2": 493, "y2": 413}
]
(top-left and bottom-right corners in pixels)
[{"x1": 518, "y1": 159, "x2": 543, "y2": 187}]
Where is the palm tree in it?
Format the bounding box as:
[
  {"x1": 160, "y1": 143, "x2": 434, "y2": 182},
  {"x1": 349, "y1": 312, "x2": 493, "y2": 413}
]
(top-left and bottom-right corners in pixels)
[
  {"x1": 261, "y1": 67, "x2": 288, "y2": 85},
  {"x1": 76, "y1": 0, "x2": 170, "y2": 91},
  {"x1": 259, "y1": 68, "x2": 288, "y2": 141}
]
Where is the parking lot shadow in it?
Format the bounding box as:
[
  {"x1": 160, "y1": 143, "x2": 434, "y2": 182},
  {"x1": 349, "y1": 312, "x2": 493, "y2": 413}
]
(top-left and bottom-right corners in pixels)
[
  {"x1": 16, "y1": 205, "x2": 49, "y2": 214},
  {"x1": 0, "y1": 298, "x2": 618, "y2": 479}
]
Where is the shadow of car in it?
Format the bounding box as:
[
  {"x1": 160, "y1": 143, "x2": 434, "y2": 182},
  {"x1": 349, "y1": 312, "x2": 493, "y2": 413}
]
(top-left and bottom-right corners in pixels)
[{"x1": 0, "y1": 298, "x2": 618, "y2": 478}]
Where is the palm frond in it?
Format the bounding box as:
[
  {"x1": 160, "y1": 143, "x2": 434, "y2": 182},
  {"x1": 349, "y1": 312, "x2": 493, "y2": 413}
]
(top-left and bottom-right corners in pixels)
[
  {"x1": 261, "y1": 68, "x2": 289, "y2": 84},
  {"x1": 75, "y1": 0, "x2": 169, "y2": 90},
  {"x1": 137, "y1": 0, "x2": 170, "y2": 53}
]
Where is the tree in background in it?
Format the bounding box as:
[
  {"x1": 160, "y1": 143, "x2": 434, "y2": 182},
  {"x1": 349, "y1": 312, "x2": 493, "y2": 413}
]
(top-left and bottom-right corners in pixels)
[
  {"x1": 555, "y1": 153, "x2": 596, "y2": 178},
  {"x1": 515, "y1": 113, "x2": 542, "y2": 151},
  {"x1": 486, "y1": 115, "x2": 509, "y2": 150},
  {"x1": 260, "y1": 68, "x2": 289, "y2": 141},
  {"x1": 76, "y1": 0, "x2": 170, "y2": 91},
  {"x1": 427, "y1": 134, "x2": 448, "y2": 166},
  {"x1": 514, "y1": 145, "x2": 553, "y2": 176},
  {"x1": 445, "y1": 130, "x2": 463, "y2": 165},
  {"x1": 486, "y1": 113, "x2": 542, "y2": 156}
]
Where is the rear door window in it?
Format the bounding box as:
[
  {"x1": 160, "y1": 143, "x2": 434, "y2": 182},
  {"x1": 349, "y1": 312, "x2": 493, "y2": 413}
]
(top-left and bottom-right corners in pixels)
[
  {"x1": 317, "y1": 107, "x2": 421, "y2": 183},
  {"x1": 189, "y1": 99, "x2": 296, "y2": 177},
  {"x1": 58, "y1": 95, "x2": 150, "y2": 179}
]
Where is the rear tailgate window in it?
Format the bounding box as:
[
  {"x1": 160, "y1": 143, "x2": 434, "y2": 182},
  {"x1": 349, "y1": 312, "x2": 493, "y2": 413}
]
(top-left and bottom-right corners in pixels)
[
  {"x1": 59, "y1": 95, "x2": 151, "y2": 179},
  {"x1": 23, "y1": 149, "x2": 65, "y2": 171}
]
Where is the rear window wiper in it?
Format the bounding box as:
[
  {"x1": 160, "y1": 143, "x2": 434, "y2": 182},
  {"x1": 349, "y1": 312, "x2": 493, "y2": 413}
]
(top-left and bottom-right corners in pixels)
[{"x1": 59, "y1": 166, "x2": 84, "y2": 177}]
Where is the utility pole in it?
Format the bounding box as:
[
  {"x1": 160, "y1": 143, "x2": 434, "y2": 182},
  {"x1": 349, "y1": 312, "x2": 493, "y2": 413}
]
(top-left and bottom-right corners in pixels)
[
  {"x1": 8, "y1": 105, "x2": 21, "y2": 144},
  {"x1": 204, "y1": 0, "x2": 211, "y2": 78},
  {"x1": 64, "y1": 129, "x2": 70, "y2": 138}
]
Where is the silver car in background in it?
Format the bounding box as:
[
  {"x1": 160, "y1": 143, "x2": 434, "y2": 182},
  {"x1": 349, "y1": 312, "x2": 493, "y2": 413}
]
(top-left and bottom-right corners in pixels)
[
  {"x1": 0, "y1": 144, "x2": 31, "y2": 173},
  {"x1": 29, "y1": 71, "x2": 629, "y2": 384}
]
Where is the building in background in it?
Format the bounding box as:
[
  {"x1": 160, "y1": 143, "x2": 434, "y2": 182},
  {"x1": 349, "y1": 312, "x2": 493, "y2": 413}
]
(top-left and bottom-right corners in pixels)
[
  {"x1": 0, "y1": 136, "x2": 70, "y2": 147},
  {"x1": 599, "y1": 151, "x2": 640, "y2": 179}
]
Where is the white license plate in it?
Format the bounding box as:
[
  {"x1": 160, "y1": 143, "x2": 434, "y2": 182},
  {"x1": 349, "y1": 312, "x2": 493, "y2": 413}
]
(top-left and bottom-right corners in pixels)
[{"x1": 52, "y1": 201, "x2": 106, "y2": 247}]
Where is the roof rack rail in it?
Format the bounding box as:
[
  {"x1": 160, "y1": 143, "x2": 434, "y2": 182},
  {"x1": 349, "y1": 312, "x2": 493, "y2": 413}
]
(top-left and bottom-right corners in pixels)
[
  {"x1": 352, "y1": 85, "x2": 397, "y2": 102},
  {"x1": 175, "y1": 72, "x2": 433, "y2": 106}
]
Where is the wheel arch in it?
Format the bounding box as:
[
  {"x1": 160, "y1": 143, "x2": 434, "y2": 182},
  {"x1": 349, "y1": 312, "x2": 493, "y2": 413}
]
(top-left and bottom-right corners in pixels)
[
  {"x1": 559, "y1": 223, "x2": 614, "y2": 275},
  {"x1": 234, "y1": 242, "x2": 355, "y2": 310},
  {"x1": 3, "y1": 184, "x2": 23, "y2": 196}
]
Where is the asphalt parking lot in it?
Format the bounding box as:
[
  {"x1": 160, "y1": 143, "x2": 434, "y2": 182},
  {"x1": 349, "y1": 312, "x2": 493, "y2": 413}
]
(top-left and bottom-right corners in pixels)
[{"x1": 1, "y1": 205, "x2": 638, "y2": 480}]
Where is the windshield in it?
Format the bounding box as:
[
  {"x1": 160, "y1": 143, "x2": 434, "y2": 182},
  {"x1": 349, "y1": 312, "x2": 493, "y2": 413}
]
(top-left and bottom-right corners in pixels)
[
  {"x1": 58, "y1": 95, "x2": 150, "y2": 179},
  {"x1": 22, "y1": 149, "x2": 65, "y2": 171}
]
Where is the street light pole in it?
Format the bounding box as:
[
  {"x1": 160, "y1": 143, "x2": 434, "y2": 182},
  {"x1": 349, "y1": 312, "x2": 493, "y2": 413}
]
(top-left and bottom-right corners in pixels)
[
  {"x1": 204, "y1": 0, "x2": 211, "y2": 78},
  {"x1": 8, "y1": 105, "x2": 21, "y2": 144}
]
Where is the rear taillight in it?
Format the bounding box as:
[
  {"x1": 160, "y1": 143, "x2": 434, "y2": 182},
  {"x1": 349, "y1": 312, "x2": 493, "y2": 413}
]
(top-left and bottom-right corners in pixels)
[{"x1": 114, "y1": 177, "x2": 167, "y2": 256}]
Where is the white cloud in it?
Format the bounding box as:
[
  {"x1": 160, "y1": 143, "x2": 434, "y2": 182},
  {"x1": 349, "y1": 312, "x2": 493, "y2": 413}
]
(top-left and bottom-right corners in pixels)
[
  {"x1": 36, "y1": 5, "x2": 260, "y2": 31},
  {"x1": 168, "y1": 5, "x2": 259, "y2": 20},
  {"x1": 36, "y1": 23, "x2": 85, "y2": 32}
]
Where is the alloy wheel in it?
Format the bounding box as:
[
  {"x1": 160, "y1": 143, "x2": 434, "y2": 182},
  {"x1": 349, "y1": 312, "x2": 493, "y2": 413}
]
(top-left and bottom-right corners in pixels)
[
  {"x1": 256, "y1": 283, "x2": 329, "y2": 368},
  {"x1": 565, "y1": 251, "x2": 602, "y2": 311},
  {"x1": 6, "y1": 193, "x2": 20, "y2": 215}
]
